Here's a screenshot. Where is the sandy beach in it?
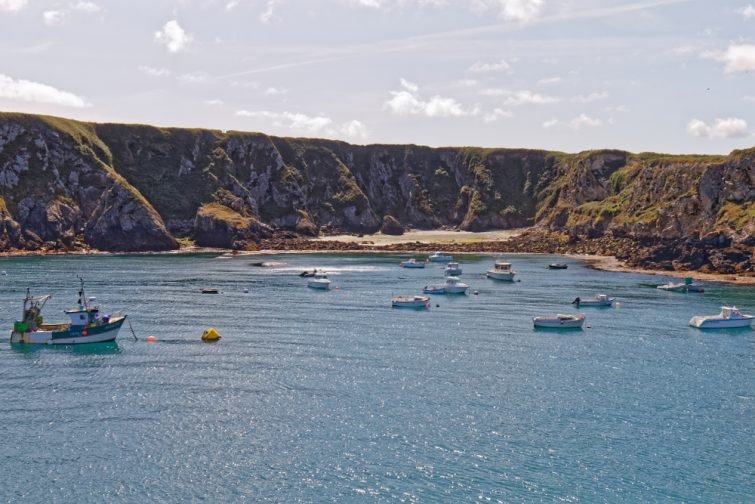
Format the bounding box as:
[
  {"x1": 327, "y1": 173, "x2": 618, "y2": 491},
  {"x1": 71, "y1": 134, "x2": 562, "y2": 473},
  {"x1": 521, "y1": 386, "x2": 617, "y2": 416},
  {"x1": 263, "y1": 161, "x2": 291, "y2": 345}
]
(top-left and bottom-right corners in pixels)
[{"x1": 317, "y1": 229, "x2": 527, "y2": 245}]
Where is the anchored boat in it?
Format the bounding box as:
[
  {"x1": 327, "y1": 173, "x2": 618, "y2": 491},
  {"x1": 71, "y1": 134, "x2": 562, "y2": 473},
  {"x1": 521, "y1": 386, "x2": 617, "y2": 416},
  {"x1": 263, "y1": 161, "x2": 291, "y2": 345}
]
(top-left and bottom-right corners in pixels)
[
  {"x1": 428, "y1": 251, "x2": 453, "y2": 263},
  {"x1": 10, "y1": 279, "x2": 126, "y2": 345},
  {"x1": 392, "y1": 295, "x2": 431, "y2": 308},
  {"x1": 444, "y1": 262, "x2": 462, "y2": 276},
  {"x1": 533, "y1": 314, "x2": 585, "y2": 329},
  {"x1": 400, "y1": 258, "x2": 426, "y2": 269},
  {"x1": 423, "y1": 276, "x2": 469, "y2": 295},
  {"x1": 486, "y1": 261, "x2": 516, "y2": 281},
  {"x1": 572, "y1": 294, "x2": 614, "y2": 307},
  {"x1": 689, "y1": 306, "x2": 754, "y2": 329}
]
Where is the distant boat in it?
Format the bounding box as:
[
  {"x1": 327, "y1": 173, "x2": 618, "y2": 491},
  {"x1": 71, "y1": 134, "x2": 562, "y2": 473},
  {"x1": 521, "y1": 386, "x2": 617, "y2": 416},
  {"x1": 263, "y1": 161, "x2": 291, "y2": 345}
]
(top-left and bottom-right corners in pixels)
[
  {"x1": 423, "y1": 276, "x2": 469, "y2": 295},
  {"x1": 486, "y1": 261, "x2": 516, "y2": 281},
  {"x1": 548, "y1": 263, "x2": 568, "y2": 270},
  {"x1": 689, "y1": 306, "x2": 753, "y2": 329},
  {"x1": 657, "y1": 277, "x2": 704, "y2": 293},
  {"x1": 392, "y1": 295, "x2": 430, "y2": 308},
  {"x1": 299, "y1": 269, "x2": 317, "y2": 278},
  {"x1": 307, "y1": 272, "x2": 331, "y2": 290},
  {"x1": 444, "y1": 262, "x2": 462, "y2": 276},
  {"x1": 572, "y1": 294, "x2": 614, "y2": 307},
  {"x1": 400, "y1": 258, "x2": 426, "y2": 269},
  {"x1": 428, "y1": 251, "x2": 453, "y2": 262},
  {"x1": 10, "y1": 278, "x2": 126, "y2": 345},
  {"x1": 533, "y1": 314, "x2": 585, "y2": 329},
  {"x1": 201, "y1": 288, "x2": 220, "y2": 294}
]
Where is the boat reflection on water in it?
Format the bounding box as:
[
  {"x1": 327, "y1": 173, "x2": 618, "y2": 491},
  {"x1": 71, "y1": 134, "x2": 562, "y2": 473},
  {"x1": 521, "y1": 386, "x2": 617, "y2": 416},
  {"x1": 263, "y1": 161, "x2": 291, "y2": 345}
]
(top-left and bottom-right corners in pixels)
[{"x1": 10, "y1": 340, "x2": 121, "y2": 355}]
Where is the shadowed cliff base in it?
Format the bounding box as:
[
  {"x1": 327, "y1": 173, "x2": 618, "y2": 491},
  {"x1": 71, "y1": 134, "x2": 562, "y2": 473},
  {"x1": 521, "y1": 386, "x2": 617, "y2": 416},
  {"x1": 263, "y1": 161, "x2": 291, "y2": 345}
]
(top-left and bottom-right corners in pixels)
[{"x1": 0, "y1": 112, "x2": 751, "y2": 276}]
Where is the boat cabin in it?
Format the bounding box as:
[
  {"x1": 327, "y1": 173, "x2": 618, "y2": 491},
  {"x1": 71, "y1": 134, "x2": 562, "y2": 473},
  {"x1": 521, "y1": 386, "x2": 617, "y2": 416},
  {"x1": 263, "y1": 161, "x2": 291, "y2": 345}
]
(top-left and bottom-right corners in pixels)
[
  {"x1": 492, "y1": 262, "x2": 512, "y2": 271},
  {"x1": 65, "y1": 306, "x2": 101, "y2": 327}
]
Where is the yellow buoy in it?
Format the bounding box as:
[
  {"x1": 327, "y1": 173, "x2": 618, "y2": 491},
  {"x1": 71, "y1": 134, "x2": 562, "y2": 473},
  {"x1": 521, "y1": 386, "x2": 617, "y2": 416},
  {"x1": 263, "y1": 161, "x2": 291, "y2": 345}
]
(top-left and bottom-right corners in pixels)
[{"x1": 201, "y1": 327, "x2": 222, "y2": 342}]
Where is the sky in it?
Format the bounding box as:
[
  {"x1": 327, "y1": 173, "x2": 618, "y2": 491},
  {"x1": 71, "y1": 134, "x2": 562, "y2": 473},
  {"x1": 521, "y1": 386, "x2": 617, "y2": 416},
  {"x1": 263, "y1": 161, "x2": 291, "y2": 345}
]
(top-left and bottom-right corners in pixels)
[{"x1": 0, "y1": 0, "x2": 754, "y2": 154}]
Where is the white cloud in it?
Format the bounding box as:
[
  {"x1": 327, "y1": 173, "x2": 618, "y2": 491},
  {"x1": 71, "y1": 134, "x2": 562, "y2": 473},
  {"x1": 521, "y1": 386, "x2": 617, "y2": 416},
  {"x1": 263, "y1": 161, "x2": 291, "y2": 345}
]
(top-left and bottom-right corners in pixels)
[
  {"x1": 687, "y1": 117, "x2": 750, "y2": 139},
  {"x1": 155, "y1": 20, "x2": 192, "y2": 53},
  {"x1": 543, "y1": 113, "x2": 602, "y2": 130},
  {"x1": 744, "y1": 95, "x2": 755, "y2": 102},
  {"x1": 236, "y1": 109, "x2": 369, "y2": 140},
  {"x1": 469, "y1": 59, "x2": 511, "y2": 73},
  {"x1": 70, "y1": 1, "x2": 101, "y2": 13},
  {"x1": 704, "y1": 44, "x2": 755, "y2": 74},
  {"x1": 472, "y1": 0, "x2": 544, "y2": 22},
  {"x1": 481, "y1": 88, "x2": 560, "y2": 106},
  {"x1": 572, "y1": 91, "x2": 608, "y2": 103},
  {"x1": 42, "y1": 10, "x2": 65, "y2": 25},
  {"x1": 0, "y1": 74, "x2": 90, "y2": 107},
  {"x1": 204, "y1": 99, "x2": 224, "y2": 106},
  {"x1": 178, "y1": 72, "x2": 210, "y2": 84},
  {"x1": 537, "y1": 76, "x2": 562, "y2": 86},
  {"x1": 739, "y1": 4, "x2": 755, "y2": 18},
  {"x1": 236, "y1": 110, "x2": 333, "y2": 133},
  {"x1": 340, "y1": 119, "x2": 369, "y2": 140},
  {"x1": 0, "y1": 0, "x2": 27, "y2": 12},
  {"x1": 138, "y1": 65, "x2": 171, "y2": 77},
  {"x1": 264, "y1": 86, "x2": 287, "y2": 95},
  {"x1": 347, "y1": 0, "x2": 542, "y2": 21},
  {"x1": 260, "y1": 0, "x2": 279, "y2": 23},
  {"x1": 385, "y1": 79, "x2": 474, "y2": 117},
  {"x1": 606, "y1": 104, "x2": 629, "y2": 113},
  {"x1": 225, "y1": 1, "x2": 239, "y2": 11},
  {"x1": 483, "y1": 108, "x2": 512, "y2": 123}
]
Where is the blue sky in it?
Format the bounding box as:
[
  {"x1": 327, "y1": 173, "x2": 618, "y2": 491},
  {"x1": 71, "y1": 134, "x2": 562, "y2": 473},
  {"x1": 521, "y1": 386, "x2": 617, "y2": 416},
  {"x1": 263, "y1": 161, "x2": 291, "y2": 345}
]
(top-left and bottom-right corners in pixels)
[{"x1": 0, "y1": 0, "x2": 753, "y2": 153}]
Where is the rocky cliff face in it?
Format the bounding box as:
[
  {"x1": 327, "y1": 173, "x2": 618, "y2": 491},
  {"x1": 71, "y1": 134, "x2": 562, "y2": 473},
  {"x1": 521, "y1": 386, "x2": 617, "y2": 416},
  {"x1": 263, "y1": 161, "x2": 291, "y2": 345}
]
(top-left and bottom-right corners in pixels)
[{"x1": 0, "y1": 113, "x2": 751, "y2": 273}]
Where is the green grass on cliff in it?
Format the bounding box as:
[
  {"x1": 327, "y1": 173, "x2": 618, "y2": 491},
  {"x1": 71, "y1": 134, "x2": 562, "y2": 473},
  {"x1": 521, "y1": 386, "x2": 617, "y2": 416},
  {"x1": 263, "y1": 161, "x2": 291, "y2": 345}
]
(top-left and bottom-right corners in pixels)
[{"x1": 197, "y1": 203, "x2": 253, "y2": 229}]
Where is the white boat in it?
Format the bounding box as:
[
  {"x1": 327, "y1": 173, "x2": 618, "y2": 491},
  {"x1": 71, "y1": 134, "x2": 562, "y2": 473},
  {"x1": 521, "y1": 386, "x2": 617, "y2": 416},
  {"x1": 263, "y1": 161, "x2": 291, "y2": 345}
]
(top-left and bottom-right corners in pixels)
[
  {"x1": 486, "y1": 261, "x2": 516, "y2": 281},
  {"x1": 423, "y1": 276, "x2": 469, "y2": 295},
  {"x1": 392, "y1": 295, "x2": 431, "y2": 308},
  {"x1": 307, "y1": 273, "x2": 331, "y2": 290},
  {"x1": 400, "y1": 258, "x2": 426, "y2": 269},
  {"x1": 10, "y1": 279, "x2": 126, "y2": 345},
  {"x1": 533, "y1": 314, "x2": 585, "y2": 329},
  {"x1": 572, "y1": 294, "x2": 614, "y2": 307},
  {"x1": 428, "y1": 251, "x2": 453, "y2": 262},
  {"x1": 444, "y1": 262, "x2": 462, "y2": 276},
  {"x1": 689, "y1": 306, "x2": 754, "y2": 329},
  {"x1": 657, "y1": 277, "x2": 704, "y2": 293}
]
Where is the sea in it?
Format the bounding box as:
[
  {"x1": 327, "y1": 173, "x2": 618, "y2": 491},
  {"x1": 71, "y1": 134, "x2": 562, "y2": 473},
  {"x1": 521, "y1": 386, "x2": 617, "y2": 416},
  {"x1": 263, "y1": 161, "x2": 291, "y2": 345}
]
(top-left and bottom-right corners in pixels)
[{"x1": 0, "y1": 253, "x2": 753, "y2": 503}]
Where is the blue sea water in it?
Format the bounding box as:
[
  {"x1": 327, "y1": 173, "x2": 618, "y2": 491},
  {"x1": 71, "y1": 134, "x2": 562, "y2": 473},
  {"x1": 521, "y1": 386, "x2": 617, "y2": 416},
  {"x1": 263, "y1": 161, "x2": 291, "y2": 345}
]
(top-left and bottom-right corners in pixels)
[{"x1": 0, "y1": 253, "x2": 753, "y2": 503}]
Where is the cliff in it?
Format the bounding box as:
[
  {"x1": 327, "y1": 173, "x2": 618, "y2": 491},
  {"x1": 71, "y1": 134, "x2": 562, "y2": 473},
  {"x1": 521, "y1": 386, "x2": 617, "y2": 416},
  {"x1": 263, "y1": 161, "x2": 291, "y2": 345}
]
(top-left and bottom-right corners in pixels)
[{"x1": 0, "y1": 112, "x2": 751, "y2": 273}]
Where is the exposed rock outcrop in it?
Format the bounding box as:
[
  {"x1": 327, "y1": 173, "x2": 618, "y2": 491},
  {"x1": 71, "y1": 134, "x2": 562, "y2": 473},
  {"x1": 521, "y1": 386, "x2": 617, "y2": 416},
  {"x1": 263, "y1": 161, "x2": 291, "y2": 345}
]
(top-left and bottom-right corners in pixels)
[
  {"x1": 193, "y1": 203, "x2": 273, "y2": 249},
  {"x1": 380, "y1": 215, "x2": 404, "y2": 235}
]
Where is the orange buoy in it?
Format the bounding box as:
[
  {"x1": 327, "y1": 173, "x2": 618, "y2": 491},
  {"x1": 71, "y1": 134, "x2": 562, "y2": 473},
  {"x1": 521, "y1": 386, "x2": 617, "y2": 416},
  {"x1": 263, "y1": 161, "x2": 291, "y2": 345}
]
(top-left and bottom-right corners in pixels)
[{"x1": 146, "y1": 335, "x2": 157, "y2": 342}]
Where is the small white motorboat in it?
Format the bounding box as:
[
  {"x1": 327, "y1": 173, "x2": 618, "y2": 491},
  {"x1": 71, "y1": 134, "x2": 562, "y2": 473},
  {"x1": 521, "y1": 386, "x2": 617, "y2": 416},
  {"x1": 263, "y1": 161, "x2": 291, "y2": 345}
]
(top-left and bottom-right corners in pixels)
[
  {"x1": 428, "y1": 251, "x2": 453, "y2": 262},
  {"x1": 444, "y1": 262, "x2": 462, "y2": 276},
  {"x1": 572, "y1": 294, "x2": 614, "y2": 307},
  {"x1": 400, "y1": 258, "x2": 426, "y2": 269},
  {"x1": 392, "y1": 295, "x2": 431, "y2": 308},
  {"x1": 533, "y1": 314, "x2": 585, "y2": 329},
  {"x1": 307, "y1": 272, "x2": 331, "y2": 290},
  {"x1": 657, "y1": 277, "x2": 704, "y2": 293},
  {"x1": 423, "y1": 276, "x2": 469, "y2": 295},
  {"x1": 689, "y1": 306, "x2": 754, "y2": 329},
  {"x1": 486, "y1": 261, "x2": 516, "y2": 281}
]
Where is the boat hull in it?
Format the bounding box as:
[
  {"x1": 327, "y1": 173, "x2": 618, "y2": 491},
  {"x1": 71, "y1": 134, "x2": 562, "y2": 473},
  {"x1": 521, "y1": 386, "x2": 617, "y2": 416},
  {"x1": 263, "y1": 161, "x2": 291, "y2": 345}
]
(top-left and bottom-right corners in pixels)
[
  {"x1": 486, "y1": 271, "x2": 515, "y2": 281},
  {"x1": 445, "y1": 268, "x2": 462, "y2": 276},
  {"x1": 307, "y1": 281, "x2": 331, "y2": 290},
  {"x1": 689, "y1": 316, "x2": 754, "y2": 329},
  {"x1": 400, "y1": 262, "x2": 425, "y2": 269},
  {"x1": 533, "y1": 316, "x2": 585, "y2": 329},
  {"x1": 10, "y1": 317, "x2": 126, "y2": 345},
  {"x1": 392, "y1": 296, "x2": 430, "y2": 308}
]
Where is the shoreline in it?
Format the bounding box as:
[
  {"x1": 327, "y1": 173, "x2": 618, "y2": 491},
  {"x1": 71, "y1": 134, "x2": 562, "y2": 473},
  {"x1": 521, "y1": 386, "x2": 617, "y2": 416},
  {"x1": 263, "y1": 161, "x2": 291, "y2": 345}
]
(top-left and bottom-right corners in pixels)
[{"x1": 1, "y1": 232, "x2": 753, "y2": 286}]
